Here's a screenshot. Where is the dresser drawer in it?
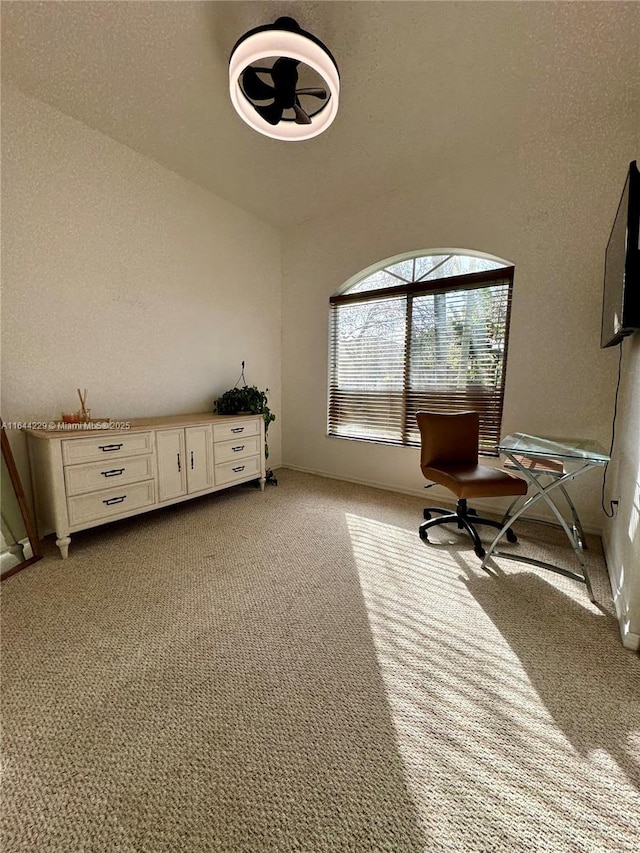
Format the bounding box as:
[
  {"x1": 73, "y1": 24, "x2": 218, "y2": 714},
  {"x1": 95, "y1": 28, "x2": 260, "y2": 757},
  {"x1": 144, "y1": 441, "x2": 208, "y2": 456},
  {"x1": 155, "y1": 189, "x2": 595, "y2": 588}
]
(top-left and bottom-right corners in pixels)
[
  {"x1": 214, "y1": 454, "x2": 261, "y2": 486},
  {"x1": 214, "y1": 435, "x2": 261, "y2": 464},
  {"x1": 67, "y1": 481, "x2": 156, "y2": 527},
  {"x1": 62, "y1": 432, "x2": 153, "y2": 465},
  {"x1": 64, "y1": 455, "x2": 154, "y2": 497},
  {"x1": 213, "y1": 419, "x2": 260, "y2": 443}
]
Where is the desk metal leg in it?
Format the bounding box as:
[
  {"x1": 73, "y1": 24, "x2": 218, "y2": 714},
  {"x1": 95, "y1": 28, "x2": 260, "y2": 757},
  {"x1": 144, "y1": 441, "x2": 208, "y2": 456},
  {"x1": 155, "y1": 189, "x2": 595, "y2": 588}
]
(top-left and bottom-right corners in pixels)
[
  {"x1": 501, "y1": 479, "x2": 588, "y2": 551},
  {"x1": 482, "y1": 456, "x2": 596, "y2": 602},
  {"x1": 558, "y1": 482, "x2": 588, "y2": 550}
]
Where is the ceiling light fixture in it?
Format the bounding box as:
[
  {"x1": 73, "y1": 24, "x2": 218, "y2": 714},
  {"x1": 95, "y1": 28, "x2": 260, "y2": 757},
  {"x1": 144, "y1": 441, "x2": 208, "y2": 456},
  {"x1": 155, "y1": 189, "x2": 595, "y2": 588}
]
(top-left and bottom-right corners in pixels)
[{"x1": 229, "y1": 17, "x2": 340, "y2": 141}]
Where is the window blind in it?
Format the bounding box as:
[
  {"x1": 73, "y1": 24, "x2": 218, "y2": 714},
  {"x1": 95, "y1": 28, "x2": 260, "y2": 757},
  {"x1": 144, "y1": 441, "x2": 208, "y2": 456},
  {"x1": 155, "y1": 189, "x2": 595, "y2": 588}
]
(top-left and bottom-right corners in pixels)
[{"x1": 328, "y1": 267, "x2": 514, "y2": 454}]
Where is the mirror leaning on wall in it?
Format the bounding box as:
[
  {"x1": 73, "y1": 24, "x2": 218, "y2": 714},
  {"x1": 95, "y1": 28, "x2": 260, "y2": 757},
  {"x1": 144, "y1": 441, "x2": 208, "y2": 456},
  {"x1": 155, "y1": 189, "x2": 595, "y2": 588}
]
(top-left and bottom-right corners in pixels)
[{"x1": 1, "y1": 424, "x2": 42, "y2": 580}]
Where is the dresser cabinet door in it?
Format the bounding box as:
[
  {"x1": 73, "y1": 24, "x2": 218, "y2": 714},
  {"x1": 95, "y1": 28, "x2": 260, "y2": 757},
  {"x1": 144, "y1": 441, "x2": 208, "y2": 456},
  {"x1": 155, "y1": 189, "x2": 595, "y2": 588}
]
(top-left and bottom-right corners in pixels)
[
  {"x1": 156, "y1": 429, "x2": 187, "y2": 502},
  {"x1": 185, "y1": 425, "x2": 214, "y2": 494}
]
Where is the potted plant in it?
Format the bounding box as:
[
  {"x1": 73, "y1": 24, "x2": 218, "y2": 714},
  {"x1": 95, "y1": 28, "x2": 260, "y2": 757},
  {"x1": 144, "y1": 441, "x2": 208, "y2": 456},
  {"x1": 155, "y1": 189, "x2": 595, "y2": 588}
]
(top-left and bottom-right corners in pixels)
[{"x1": 214, "y1": 362, "x2": 277, "y2": 485}]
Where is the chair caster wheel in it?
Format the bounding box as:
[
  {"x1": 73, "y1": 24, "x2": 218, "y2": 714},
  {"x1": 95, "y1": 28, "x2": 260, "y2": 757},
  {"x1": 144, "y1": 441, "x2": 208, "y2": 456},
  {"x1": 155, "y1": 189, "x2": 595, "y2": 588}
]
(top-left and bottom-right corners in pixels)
[
  {"x1": 419, "y1": 527, "x2": 429, "y2": 542},
  {"x1": 474, "y1": 546, "x2": 486, "y2": 559},
  {"x1": 506, "y1": 529, "x2": 518, "y2": 544},
  {"x1": 423, "y1": 510, "x2": 431, "y2": 520},
  {"x1": 468, "y1": 508, "x2": 478, "y2": 515}
]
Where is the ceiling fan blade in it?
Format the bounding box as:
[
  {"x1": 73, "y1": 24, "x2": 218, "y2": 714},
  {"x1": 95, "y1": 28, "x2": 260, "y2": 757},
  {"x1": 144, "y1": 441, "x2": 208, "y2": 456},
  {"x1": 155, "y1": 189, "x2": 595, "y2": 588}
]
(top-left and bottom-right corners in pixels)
[
  {"x1": 242, "y1": 66, "x2": 276, "y2": 101},
  {"x1": 293, "y1": 101, "x2": 312, "y2": 125},
  {"x1": 271, "y1": 57, "x2": 300, "y2": 108},
  {"x1": 254, "y1": 101, "x2": 284, "y2": 126},
  {"x1": 271, "y1": 57, "x2": 300, "y2": 86},
  {"x1": 295, "y1": 88, "x2": 328, "y2": 100}
]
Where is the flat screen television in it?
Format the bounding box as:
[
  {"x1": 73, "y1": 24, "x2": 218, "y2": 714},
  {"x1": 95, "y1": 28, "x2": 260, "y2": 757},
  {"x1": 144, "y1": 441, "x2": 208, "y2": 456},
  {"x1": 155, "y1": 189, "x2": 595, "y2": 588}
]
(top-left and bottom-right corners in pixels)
[{"x1": 601, "y1": 160, "x2": 640, "y2": 348}]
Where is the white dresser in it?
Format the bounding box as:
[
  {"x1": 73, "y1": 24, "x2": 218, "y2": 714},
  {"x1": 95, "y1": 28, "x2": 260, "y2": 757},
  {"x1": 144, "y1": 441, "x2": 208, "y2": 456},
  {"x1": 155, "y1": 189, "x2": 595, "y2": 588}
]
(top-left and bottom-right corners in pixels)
[{"x1": 26, "y1": 413, "x2": 266, "y2": 558}]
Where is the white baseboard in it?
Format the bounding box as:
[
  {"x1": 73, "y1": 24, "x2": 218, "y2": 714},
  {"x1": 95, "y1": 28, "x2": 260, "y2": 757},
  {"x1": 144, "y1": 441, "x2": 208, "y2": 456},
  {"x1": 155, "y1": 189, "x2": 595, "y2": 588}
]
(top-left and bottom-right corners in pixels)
[
  {"x1": 601, "y1": 529, "x2": 640, "y2": 651},
  {"x1": 281, "y1": 462, "x2": 444, "y2": 501},
  {"x1": 619, "y1": 624, "x2": 640, "y2": 652}
]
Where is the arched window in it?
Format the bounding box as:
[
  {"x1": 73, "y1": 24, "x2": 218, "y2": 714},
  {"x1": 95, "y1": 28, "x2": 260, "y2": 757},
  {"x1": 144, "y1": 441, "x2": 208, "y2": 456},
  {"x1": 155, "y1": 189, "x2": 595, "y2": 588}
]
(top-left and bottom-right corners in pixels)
[{"x1": 328, "y1": 250, "x2": 514, "y2": 454}]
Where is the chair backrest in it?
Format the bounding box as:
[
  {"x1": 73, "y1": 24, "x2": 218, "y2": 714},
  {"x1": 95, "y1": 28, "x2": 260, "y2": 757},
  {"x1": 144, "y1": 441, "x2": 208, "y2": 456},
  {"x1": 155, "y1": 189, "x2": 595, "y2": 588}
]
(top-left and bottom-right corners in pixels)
[{"x1": 416, "y1": 411, "x2": 479, "y2": 469}]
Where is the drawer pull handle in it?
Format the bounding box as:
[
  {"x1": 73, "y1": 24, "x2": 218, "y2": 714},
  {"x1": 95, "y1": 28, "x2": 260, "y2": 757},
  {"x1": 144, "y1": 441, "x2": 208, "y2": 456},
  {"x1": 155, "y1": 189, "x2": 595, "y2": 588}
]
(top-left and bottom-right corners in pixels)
[
  {"x1": 231, "y1": 427, "x2": 245, "y2": 434},
  {"x1": 99, "y1": 443, "x2": 123, "y2": 452},
  {"x1": 191, "y1": 451, "x2": 194, "y2": 470},
  {"x1": 232, "y1": 445, "x2": 245, "y2": 452},
  {"x1": 103, "y1": 495, "x2": 126, "y2": 506},
  {"x1": 101, "y1": 468, "x2": 125, "y2": 478},
  {"x1": 232, "y1": 465, "x2": 245, "y2": 473},
  {"x1": 177, "y1": 453, "x2": 181, "y2": 473}
]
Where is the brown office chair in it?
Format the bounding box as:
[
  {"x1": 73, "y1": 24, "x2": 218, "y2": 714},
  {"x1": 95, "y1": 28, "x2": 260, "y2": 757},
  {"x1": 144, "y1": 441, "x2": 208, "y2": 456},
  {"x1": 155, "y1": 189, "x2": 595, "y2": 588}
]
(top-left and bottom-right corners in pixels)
[{"x1": 416, "y1": 411, "x2": 527, "y2": 558}]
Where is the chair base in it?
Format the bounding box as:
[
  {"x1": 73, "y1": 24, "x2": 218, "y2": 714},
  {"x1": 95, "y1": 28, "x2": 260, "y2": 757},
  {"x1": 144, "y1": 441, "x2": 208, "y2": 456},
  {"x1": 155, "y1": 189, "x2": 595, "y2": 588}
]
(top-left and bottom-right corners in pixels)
[{"x1": 418, "y1": 498, "x2": 517, "y2": 559}]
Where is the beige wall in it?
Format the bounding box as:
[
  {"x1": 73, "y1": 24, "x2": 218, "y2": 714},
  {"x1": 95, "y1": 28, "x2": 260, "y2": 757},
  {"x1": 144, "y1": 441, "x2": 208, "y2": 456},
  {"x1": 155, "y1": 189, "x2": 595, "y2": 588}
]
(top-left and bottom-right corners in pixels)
[
  {"x1": 1, "y1": 86, "x2": 282, "y2": 484},
  {"x1": 281, "y1": 143, "x2": 633, "y2": 536},
  {"x1": 602, "y1": 334, "x2": 640, "y2": 650}
]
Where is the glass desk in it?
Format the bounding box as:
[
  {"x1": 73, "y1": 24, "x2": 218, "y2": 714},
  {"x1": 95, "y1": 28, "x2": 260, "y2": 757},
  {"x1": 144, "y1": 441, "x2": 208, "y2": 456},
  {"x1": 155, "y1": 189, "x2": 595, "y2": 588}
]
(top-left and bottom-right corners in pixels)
[{"x1": 481, "y1": 433, "x2": 610, "y2": 602}]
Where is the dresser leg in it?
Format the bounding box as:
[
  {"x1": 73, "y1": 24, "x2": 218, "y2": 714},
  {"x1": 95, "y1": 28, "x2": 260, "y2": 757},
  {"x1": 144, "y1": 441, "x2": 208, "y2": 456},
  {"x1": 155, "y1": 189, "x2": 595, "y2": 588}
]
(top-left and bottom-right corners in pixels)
[
  {"x1": 259, "y1": 477, "x2": 266, "y2": 492},
  {"x1": 56, "y1": 535, "x2": 71, "y2": 559}
]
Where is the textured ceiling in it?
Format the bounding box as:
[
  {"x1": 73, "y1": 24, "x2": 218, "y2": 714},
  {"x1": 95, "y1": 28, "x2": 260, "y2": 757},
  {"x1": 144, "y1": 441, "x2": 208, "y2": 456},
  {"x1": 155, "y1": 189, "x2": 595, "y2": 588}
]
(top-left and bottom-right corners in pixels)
[{"x1": 2, "y1": 1, "x2": 638, "y2": 228}]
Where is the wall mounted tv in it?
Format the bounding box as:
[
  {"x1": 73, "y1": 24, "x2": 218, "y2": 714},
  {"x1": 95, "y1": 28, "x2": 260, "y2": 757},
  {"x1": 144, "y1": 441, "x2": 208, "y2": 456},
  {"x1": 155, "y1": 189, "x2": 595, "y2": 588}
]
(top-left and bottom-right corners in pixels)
[{"x1": 601, "y1": 160, "x2": 640, "y2": 348}]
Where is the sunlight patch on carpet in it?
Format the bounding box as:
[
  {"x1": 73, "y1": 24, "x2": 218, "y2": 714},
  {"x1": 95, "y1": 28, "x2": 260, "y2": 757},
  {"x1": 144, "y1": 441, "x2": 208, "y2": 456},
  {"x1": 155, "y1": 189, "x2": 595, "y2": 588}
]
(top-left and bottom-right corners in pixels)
[{"x1": 345, "y1": 511, "x2": 640, "y2": 852}]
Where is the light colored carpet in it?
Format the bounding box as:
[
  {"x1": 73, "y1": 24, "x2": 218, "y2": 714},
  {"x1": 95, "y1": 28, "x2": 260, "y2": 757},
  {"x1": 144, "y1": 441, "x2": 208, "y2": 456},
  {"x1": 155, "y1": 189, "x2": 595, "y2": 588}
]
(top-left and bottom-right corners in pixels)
[{"x1": 1, "y1": 469, "x2": 638, "y2": 852}]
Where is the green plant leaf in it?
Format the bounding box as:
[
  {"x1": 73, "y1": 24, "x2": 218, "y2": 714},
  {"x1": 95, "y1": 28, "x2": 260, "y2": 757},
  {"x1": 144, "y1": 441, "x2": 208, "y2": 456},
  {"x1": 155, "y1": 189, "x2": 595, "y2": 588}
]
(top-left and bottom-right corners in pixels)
[{"x1": 214, "y1": 383, "x2": 275, "y2": 437}]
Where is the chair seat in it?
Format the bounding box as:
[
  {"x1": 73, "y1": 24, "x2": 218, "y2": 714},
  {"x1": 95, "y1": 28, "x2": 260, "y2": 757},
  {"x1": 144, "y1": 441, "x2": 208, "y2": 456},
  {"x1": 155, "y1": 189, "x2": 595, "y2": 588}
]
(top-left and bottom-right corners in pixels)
[{"x1": 422, "y1": 463, "x2": 528, "y2": 499}]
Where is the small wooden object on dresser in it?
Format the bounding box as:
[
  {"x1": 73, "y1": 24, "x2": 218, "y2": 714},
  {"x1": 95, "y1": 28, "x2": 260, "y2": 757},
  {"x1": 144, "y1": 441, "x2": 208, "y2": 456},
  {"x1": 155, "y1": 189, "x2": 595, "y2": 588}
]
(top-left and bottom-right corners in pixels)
[{"x1": 26, "y1": 413, "x2": 266, "y2": 559}]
